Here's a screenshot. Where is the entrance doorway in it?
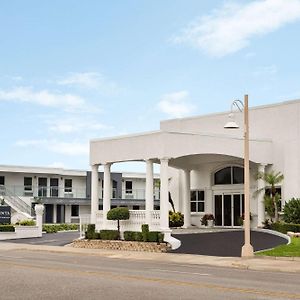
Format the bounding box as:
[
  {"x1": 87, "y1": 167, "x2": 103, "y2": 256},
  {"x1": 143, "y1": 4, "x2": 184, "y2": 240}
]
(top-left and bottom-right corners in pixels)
[{"x1": 214, "y1": 193, "x2": 244, "y2": 226}]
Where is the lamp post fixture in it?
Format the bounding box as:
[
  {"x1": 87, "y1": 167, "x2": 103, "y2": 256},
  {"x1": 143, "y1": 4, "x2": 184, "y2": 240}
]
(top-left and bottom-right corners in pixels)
[{"x1": 224, "y1": 94, "x2": 254, "y2": 258}]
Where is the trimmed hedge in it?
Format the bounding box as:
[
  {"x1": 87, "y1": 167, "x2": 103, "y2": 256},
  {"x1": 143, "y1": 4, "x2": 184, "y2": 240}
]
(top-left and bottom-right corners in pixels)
[
  {"x1": 0, "y1": 225, "x2": 15, "y2": 232},
  {"x1": 124, "y1": 230, "x2": 164, "y2": 243},
  {"x1": 142, "y1": 224, "x2": 149, "y2": 242},
  {"x1": 43, "y1": 223, "x2": 79, "y2": 233},
  {"x1": 283, "y1": 198, "x2": 300, "y2": 224},
  {"x1": 124, "y1": 231, "x2": 143, "y2": 241},
  {"x1": 270, "y1": 222, "x2": 300, "y2": 234},
  {"x1": 99, "y1": 230, "x2": 119, "y2": 240}
]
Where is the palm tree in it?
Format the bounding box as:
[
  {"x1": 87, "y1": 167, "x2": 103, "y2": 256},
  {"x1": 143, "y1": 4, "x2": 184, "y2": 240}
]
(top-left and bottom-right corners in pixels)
[{"x1": 257, "y1": 170, "x2": 284, "y2": 222}]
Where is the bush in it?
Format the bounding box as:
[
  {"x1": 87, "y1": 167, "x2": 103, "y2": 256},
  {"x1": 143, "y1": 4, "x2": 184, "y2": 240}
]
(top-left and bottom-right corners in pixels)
[
  {"x1": 16, "y1": 219, "x2": 36, "y2": 226},
  {"x1": 270, "y1": 222, "x2": 300, "y2": 234},
  {"x1": 43, "y1": 223, "x2": 79, "y2": 233},
  {"x1": 0, "y1": 225, "x2": 15, "y2": 232},
  {"x1": 169, "y1": 211, "x2": 184, "y2": 227},
  {"x1": 85, "y1": 224, "x2": 96, "y2": 239},
  {"x1": 142, "y1": 224, "x2": 149, "y2": 242},
  {"x1": 124, "y1": 231, "x2": 143, "y2": 241},
  {"x1": 283, "y1": 198, "x2": 300, "y2": 224},
  {"x1": 99, "y1": 230, "x2": 119, "y2": 240},
  {"x1": 147, "y1": 231, "x2": 163, "y2": 243}
]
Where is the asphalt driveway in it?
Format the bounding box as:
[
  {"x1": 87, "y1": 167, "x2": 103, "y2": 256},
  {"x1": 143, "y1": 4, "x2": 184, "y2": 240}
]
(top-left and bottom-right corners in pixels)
[
  {"x1": 171, "y1": 230, "x2": 287, "y2": 257},
  {"x1": 0, "y1": 231, "x2": 80, "y2": 246}
]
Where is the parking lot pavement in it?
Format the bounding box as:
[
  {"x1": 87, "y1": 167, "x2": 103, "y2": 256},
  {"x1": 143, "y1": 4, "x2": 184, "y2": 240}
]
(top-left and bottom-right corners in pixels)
[
  {"x1": 0, "y1": 231, "x2": 80, "y2": 246},
  {"x1": 171, "y1": 230, "x2": 287, "y2": 257}
]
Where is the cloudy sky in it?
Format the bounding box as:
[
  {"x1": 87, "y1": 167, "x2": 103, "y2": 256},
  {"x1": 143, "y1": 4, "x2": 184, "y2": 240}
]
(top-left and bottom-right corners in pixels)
[{"x1": 1, "y1": 0, "x2": 300, "y2": 172}]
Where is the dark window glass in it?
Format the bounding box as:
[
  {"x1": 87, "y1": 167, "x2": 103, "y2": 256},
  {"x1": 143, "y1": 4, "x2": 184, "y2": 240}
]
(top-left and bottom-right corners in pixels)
[
  {"x1": 198, "y1": 202, "x2": 205, "y2": 212},
  {"x1": 191, "y1": 191, "x2": 196, "y2": 201},
  {"x1": 233, "y1": 167, "x2": 244, "y2": 184},
  {"x1": 125, "y1": 181, "x2": 132, "y2": 194},
  {"x1": 24, "y1": 177, "x2": 32, "y2": 190},
  {"x1": 191, "y1": 202, "x2": 197, "y2": 212},
  {"x1": 214, "y1": 167, "x2": 231, "y2": 185},
  {"x1": 38, "y1": 178, "x2": 47, "y2": 197},
  {"x1": 133, "y1": 205, "x2": 140, "y2": 210},
  {"x1": 214, "y1": 195, "x2": 222, "y2": 226},
  {"x1": 99, "y1": 205, "x2": 103, "y2": 210},
  {"x1": 0, "y1": 176, "x2": 4, "y2": 185},
  {"x1": 64, "y1": 179, "x2": 72, "y2": 192},
  {"x1": 71, "y1": 205, "x2": 79, "y2": 217},
  {"x1": 198, "y1": 190, "x2": 205, "y2": 200}
]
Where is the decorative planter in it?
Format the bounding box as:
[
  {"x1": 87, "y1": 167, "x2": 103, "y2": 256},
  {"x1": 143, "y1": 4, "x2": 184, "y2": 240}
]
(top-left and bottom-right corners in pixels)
[{"x1": 207, "y1": 220, "x2": 214, "y2": 227}]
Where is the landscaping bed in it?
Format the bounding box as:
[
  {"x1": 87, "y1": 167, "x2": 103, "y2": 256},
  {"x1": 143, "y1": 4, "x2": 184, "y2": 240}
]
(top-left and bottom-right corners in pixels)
[{"x1": 71, "y1": 239, "x2": 169, "y2": 252}]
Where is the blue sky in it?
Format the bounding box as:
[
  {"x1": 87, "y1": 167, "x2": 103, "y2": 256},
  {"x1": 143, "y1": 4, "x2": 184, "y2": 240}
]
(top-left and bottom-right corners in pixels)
[{"x1": 1, "y1": 0, "x2": 300, "y2": 172}]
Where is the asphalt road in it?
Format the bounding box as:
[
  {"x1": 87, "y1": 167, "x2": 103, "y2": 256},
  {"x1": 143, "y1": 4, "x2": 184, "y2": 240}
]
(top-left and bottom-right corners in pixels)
[
  {"x1": 0, "y1": 248, "x2": 299, "y2": 300},
  {"x1": 172, "y1": 230, "x2": 287, "y2": 257},
  {"x1": 1, "y1": 231, "x2": 80, "y2": 246}
]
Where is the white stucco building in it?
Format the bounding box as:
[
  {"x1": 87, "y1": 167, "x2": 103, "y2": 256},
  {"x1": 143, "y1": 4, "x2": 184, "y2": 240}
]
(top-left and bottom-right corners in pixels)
[{"x1": 90, "y1": 99, "x2": 300, "y2": 242}]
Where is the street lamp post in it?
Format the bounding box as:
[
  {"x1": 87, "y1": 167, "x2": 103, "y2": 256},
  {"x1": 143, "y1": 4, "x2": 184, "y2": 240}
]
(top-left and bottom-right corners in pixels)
[{"x1": 224, "y1": 94, "x2": 254, "y2": 258}]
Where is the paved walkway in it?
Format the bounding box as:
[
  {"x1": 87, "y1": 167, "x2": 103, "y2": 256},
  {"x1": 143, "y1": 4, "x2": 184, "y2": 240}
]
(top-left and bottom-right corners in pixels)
[{"x1": 172, "y1": 230, "x2": 287, "y2": 257}]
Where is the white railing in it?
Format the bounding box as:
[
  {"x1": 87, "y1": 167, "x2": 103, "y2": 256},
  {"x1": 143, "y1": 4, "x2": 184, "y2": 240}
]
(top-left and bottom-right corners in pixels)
[{"x1": 93, "y1": 210, "x2": 161, "y2": 232}]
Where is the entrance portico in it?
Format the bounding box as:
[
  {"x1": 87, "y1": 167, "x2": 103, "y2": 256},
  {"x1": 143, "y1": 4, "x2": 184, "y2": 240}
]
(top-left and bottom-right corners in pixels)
[{"x1": 90, "y1": 129, "x2": 272, "y2": 248}]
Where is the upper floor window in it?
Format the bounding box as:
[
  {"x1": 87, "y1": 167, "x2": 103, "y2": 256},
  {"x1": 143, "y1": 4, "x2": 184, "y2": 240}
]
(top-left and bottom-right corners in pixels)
[
  {"x1": 125, "y1": 181, "x2": 132, "y2": 194},
  {"x1": 0, "y1": 176, "x2": 4, "y2": 186},
  {"x1": 64, "y1": 179, "x2": 72, "y2": 193},
  {"x1": 214, "y1": 166, "x2": 244, "y2": 185},
  {"x1": 24, "y1": 177, "x2": 32, "y2": 191}
]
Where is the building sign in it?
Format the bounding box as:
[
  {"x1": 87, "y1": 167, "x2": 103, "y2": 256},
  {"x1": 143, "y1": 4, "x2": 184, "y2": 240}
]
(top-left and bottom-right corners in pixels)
[{"x1": 0, "y1": 206, "x2": 11, "y2": 224}]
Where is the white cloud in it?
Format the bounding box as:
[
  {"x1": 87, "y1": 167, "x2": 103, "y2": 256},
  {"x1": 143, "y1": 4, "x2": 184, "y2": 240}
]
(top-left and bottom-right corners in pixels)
[
  {"x1": 157, "y1": 91, "x2": 195, "y2": 118},
  {"x1": 47, "y1": 118, "x2": 112, "y2": 134},
  {"x1": 172, "y1": 0, "x2": 300, "y2": 57},
  {"x1": 57, "y1": 72, "x2": 119, "y2": 94},
  {"x1": 16, "y1": 139, "x2": 88, "y2": 156},
  {"x1": 0, "y1": 87, "x2": 85, "y2": 111}
]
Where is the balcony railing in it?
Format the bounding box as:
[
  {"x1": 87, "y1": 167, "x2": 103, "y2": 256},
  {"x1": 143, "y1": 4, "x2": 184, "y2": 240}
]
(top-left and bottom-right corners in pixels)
[{"x1": 1, "y1": 185, "x2": 160, "y2": 201}]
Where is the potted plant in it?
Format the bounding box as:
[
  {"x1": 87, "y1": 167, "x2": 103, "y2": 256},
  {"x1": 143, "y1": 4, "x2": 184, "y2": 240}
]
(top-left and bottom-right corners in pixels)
[{"x1": 201, "y1": 214, "x2": 215, "y2": 227}]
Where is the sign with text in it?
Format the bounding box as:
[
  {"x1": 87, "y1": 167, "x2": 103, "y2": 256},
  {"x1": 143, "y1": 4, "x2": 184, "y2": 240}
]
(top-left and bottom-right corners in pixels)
[{"x1": 0, "y1": 206, "x2": 11, "y2": 224}]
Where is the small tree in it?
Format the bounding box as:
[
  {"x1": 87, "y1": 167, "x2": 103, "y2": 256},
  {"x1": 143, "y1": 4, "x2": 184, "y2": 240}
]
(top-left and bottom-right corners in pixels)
[
  {"x1": 257, "y1": 170, "x2": 284, "y2": 222},
  {"x1": 107, "y1": 207, "x2": 130, "y2": 239},
  {"x1": 283, "y1": 198, "x2": 300, "y2": 224}
]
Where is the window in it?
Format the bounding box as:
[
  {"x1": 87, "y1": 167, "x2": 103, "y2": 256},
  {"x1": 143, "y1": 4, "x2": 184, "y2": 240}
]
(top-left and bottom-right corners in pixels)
[
  {"x1": 50, "y1": 178, "x2": 59, "y2": 197},
  {"x1": 71, "y1": 205, "x2": 79, "y2": 217},
  {"x1": 190, "y1": 190, "x2": 205, "y2": 212},
  {"x1": 125, "y1": 181, "x2": 132, "y2": 194},
  {"x1": 133, "y1": 205, "x2": 140, "y2": 210},
  {"x1": 64, "y1": 179, "x2": 72, "y2": 193},
  {"x1": 214, "y1": 166, "x2": 244, "y2": 185},
  {"x1": 0, "y1": 176, "x2": 5, "y2": 186},
  {"x1": 112, "y1": 180, "x2": 117, "y2": 198},
  {"x1": 24, "y1": 177, "x2": 32, "y2": 191}
]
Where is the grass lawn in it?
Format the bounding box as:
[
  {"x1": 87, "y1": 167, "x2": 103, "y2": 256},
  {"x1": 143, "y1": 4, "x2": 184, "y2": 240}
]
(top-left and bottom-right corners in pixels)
[{"x1": 256, "y1": 237, "x2": 300, "y2": 257}]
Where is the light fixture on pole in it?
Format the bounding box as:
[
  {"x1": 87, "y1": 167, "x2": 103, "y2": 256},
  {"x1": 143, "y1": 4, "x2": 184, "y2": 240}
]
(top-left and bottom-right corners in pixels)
[{"x1": 224, "y1": 95, "x2": 254, "y2": 258}]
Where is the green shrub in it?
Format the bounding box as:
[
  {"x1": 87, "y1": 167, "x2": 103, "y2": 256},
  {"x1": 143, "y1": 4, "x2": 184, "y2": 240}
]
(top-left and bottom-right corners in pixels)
[
  {"x1": 270, "y1": 222, "x2": 300, "y2": 234},
  {"x1": 107, "y1": 207, "x2": 130, "y2": 238},
  {"x1": 99, "y1": 230, "x2": 119, "y2": 240},
  {"x1": 147, "y1": 231, "x2": 161, "y2": 242},
  {"x1": 169, "y1": 211, "x2": 184, "y2": 227},
  {"x1": 141, "y1": 224, "x2": 149, "y2": 242},
  {"x1": 0, "y1": 225, "x2": 15, "y2": 232},
  {"x1": 43, "y1": 223, "x2": 79, "y2": 234},
  {"x1": 124, "y1": 231, "x2": 143, "y2": 241},
  {"x1": 283, "y1": 198, "x2": 300, "y2": 224},
  {"x1": 85, "y1": 224, "x2": 96, "y2": 239},
  {"x1": 16, "y1": 219, "x2": 36, "y2": 226}
]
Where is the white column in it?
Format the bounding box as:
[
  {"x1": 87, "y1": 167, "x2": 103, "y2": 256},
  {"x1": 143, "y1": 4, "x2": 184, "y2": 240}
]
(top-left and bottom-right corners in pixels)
[
  {"x1": 91, "y1": 164, "x2": 99, "y2": 224},
  {"x1": 183, "y1": 169, "x2": 191, "y2": 228},
  {"x1": 53, "y1": 204, "x2": 57, "y2": 224},
  {"x1": 257, "y1": 164, "x2": 266, "y2": 227},
  {"x1": 103, "y1": 163, "x2": 112, "y2": 229},
  {"x1": 160, "y1": 158, "x2": 169, "y2": 231},
  {"x1": 35, "y1": 204, "x2": 44, "y2": 237},
  {"x1": 145, "y1": 159, "x2": 154, "y2": 227}
]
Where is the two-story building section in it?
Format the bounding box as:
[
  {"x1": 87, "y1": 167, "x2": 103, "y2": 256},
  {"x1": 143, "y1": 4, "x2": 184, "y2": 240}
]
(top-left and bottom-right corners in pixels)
[{"x1": 0, "y1": 165, "x2": 160, "y2": 224}]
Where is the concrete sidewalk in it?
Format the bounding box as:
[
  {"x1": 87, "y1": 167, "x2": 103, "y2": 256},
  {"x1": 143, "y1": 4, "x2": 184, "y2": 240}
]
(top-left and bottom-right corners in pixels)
[{"x1": 0, "y1": 241, "x2": 299, "y2": 273}]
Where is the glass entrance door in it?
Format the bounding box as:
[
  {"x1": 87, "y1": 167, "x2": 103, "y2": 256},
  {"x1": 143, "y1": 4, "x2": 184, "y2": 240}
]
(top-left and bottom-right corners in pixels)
[{"x1": 214, "y1": 193, "x2": 244, "y2": 227}]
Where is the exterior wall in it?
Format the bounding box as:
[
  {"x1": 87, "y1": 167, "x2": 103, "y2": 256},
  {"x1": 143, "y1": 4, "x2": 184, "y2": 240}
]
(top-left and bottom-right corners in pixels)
[{"x1": 161, "y1": 100, "x2": 300, "y2": 202}]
